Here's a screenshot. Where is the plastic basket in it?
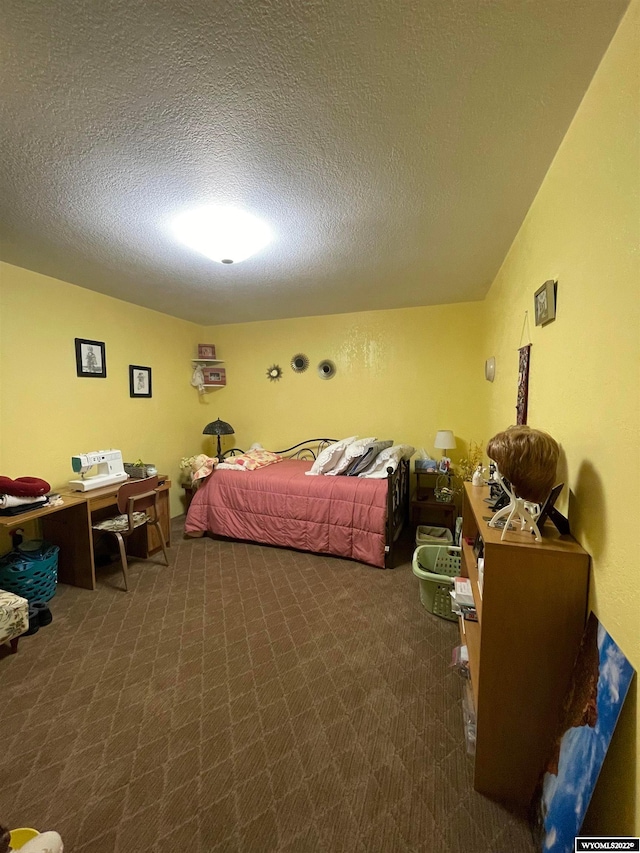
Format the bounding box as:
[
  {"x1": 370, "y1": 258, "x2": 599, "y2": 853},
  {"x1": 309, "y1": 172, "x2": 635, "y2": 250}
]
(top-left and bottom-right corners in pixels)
[
  {"x1": 124, "y1": 463, "x2": 157, "y2": 479},
  {"x1": 0, "y1": 541, "x2": 59, "y2": 603},
  {"x1": 411, "y1": 544, "x2": 462, "y2": 622},
  {"x1": 415, "y1": 525, "x2": 453, "y2": 547}
]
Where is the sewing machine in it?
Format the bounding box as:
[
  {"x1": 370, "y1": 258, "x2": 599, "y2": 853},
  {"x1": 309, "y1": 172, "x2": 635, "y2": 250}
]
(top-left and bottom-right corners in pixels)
[{"x1": 69, "y1": 450, "x2": 129, "y2": 491}]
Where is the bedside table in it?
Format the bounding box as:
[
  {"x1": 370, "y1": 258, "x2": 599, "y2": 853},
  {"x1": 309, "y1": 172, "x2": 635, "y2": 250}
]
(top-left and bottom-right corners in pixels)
[
  {"x1": 411, "y1": 470, "x2": 458, "y2": 533},
  {"x1": 182, "y1": 483, "x2": 194, "y2": 511}
]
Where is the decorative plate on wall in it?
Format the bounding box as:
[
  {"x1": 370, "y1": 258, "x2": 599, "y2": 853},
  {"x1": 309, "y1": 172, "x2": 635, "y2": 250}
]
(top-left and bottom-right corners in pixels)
[
  {"x1": 291, "y1": 353, "x2": 309, "y2": 373},
  {"x1": 266, "y1": 364, "x2": 283, "y2": 381},
  {"x1": 317, "y1": 360, "x2": 336, "y2": 380}
]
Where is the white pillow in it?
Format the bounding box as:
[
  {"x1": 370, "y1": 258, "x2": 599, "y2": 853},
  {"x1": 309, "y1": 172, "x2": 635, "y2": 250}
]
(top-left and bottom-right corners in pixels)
[
  {"x1": 325, "y1": 437, "x2": 377, "y2": 476},
  {"x1": 306, "y1": 436, "x2": 357, "y2": 475},
  {"x1": 358, "y1": 444, "x2": 415, "y2": 478}
]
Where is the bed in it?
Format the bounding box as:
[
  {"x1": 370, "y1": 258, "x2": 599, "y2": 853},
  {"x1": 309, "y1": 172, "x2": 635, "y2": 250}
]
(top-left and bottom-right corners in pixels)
[{"x1": 184, "y1": 438, "x2": 410, "y2": 568}]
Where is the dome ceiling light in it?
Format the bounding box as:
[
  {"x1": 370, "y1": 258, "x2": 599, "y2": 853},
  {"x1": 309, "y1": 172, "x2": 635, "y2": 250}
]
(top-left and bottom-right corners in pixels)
[{"x1": 172, "y1": 205, "x2": 272, "y2": 264}]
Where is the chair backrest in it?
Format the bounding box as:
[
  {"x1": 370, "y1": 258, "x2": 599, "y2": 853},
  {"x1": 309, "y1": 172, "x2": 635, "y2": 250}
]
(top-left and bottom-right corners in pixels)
[{"x1": 117, "y1": 476, "x2": 160, "y2": 514}]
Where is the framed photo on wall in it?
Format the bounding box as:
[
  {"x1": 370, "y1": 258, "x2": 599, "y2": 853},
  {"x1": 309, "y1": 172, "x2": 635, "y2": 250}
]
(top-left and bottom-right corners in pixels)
[
  {"x1": 534, "y1": 280, "x2": 557, "y2": 326},
  {"x1": 75, "y1": 338, "x2": 106, "y2": 378},
  {"x1": 129, "y1": 365, "x2": 152, "y2": 398},
  {"x1": 202, "y1": 367, "x2": 226, "y2": 385},
  {"x1": 198, "y1": 344, "x2": 216, "y2": 359}
]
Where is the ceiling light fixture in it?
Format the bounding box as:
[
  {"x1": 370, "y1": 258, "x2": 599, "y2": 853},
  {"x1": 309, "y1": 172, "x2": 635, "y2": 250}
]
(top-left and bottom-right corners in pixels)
[{"x1": 172, "y1": 205, "x2": 272, "y2": 264}]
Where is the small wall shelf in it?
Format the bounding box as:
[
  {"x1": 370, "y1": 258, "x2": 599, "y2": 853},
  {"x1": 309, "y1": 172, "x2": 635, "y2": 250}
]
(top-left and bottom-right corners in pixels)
[{"x1": 192, "y1": 352, "x2": 226, "y2": 387}]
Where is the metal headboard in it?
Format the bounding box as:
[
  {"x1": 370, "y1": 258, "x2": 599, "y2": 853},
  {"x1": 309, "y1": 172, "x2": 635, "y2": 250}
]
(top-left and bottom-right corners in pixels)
[{"x1": 221, "y1": 438, "x2": 337, "y2": 461}]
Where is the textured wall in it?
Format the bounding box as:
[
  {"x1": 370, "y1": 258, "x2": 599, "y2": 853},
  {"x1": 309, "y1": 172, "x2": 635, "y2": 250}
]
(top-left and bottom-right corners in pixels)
[
  {"x1": 199, "y1": 303, "x2": 487, "y2": 466},
  {"x1": 482, "y1": 0, "x2": 639, "y2": 833},
  {"x1": 0, "y1": 262, "x2": 203, "y2": 532}
]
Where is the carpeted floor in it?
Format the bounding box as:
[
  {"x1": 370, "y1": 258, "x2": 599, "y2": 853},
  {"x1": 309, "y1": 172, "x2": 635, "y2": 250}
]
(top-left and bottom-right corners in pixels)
[{"x1": 0, "y1": 520, "x2": 536, "y2": 852}]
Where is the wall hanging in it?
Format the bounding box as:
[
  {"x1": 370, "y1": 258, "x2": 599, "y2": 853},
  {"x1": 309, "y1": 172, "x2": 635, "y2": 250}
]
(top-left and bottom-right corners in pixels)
[
  {"x1": 266, "y1": 364, "x2": 283, "y2": 381},
  {"x1": 317, "y1": 360, "x2": 336, "y2": 380},
  {"x1": 516, "y1": 345, "x2": 531, "y2": 425},
  {"x1": 290, "y1": 354, "x2": 309, "y2": 373},
  {"x1": 75, "y1": 338, "x2": 106, "y2": 378},
  {"x1": 129, "y1": 365, "x2": 152, "y2": 398},
  {"x1": 534, "y1": 280, "x2": 557, "y2": 326},
  {"x1": 516, "y1": 312, "x2": 532, "y2": 425}
]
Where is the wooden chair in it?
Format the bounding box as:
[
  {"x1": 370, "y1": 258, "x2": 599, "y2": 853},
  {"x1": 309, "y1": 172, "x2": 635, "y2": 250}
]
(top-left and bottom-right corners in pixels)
[{"x1": 91, "y1": 476, "x2": 169, "y2": 591}]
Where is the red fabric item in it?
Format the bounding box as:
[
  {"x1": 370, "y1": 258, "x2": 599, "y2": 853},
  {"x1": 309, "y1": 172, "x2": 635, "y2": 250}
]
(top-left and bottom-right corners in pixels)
[
  {"x1": 0, "y1": 476, "x2": 51, "y2": 497},
  {"x1": 184, "y1": 458, "x2": 387, "y2": 568}
]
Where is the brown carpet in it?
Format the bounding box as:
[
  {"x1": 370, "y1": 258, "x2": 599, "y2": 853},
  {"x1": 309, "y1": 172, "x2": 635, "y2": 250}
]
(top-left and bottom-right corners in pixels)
[{"x1": 0, "y1": 520, "x2": 536, "y2": 852}]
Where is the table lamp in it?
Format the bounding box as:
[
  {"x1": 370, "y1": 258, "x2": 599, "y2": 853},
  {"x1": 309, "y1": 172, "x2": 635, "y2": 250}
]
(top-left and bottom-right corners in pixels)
[
  {"x1": 434, "y1": 430, "x2": 456, "y2": 472},
  {"x1": 203, "y1": 418, "x2": 235, "y2": 457}
]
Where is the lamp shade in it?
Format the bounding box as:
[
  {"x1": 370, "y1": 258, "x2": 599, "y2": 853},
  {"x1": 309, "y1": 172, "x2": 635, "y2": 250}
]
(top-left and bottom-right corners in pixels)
[
  {"x1": 203, "y1": 418, "x2": 235, "y2": 457},
  {"x1": 434, "y1": 430, "x2": 456, "y2": 451}
]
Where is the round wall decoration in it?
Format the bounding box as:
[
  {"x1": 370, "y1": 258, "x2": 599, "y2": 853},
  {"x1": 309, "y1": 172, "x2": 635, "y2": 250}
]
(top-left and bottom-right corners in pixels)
[
  {"x1": 291, "y1": 353, "x2": 309, "y2": 373},
  {"x1": 317, "y1": 360, "x2": 336, "y2": 380},
  {"x1": 266, "y1": 364, "x2": 283, "y2": 382}
]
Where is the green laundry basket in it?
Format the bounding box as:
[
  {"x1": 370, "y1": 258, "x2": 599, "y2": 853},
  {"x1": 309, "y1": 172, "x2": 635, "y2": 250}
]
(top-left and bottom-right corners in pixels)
[{"x1": 411, "y1": 543, "x2": 462, "y2": 622}]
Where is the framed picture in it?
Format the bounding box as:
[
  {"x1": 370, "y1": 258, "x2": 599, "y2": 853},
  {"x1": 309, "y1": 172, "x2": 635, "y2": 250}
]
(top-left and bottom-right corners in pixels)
[
  {"x1": 533, "y1": 613, "x2": 634, "y2": 852},
  {"x1": 202, "y1": 367, "x2": 226, "y2": 385},
  {"x1": 438, "y1": 457, "x2": 451, "y2": 474},
  {"x1": 129, "y1": 365, "x2": 152, "y2": 398},
  {"x1": 534, "y1": 280, "x2": 557, "y2": 326},
  {"x1": 198, "y1": 344, "x2": 216, "y2": 359},
  {"x1": 75, "y1": 338, "x2": 106, "y2": 378}
]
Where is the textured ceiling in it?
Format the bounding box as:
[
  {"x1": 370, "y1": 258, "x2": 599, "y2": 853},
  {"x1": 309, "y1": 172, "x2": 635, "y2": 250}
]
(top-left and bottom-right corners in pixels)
[{"x1": 0, "y1": 0, "x2": 629, "y2": 325}]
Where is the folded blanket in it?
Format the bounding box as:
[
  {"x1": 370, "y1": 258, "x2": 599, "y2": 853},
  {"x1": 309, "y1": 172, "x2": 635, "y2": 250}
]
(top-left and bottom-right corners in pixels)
[
  {"x1": 0, "y1": 499, "x2": 48, "y2": 516},
  {"x1": 0, "y1": 494, "x2": 49, "y2": 508}
]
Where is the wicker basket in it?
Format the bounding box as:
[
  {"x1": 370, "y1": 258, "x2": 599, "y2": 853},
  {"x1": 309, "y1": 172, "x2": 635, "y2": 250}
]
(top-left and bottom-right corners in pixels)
[
  {"x1": 411, "y1": 543, "x2": 462, "y2": 622},
  {"x1": 0, "y1": 541, "x2": 59, "y2": 603},
  {"x1": 124, "y1": 463, "x2": 157, "y2": 479}
]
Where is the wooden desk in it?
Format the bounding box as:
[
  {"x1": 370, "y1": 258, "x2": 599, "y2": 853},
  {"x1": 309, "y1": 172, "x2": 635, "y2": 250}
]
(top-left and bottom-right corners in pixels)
[{"x1": 0, "y1": 477, "x2": 171, "y2": 590}]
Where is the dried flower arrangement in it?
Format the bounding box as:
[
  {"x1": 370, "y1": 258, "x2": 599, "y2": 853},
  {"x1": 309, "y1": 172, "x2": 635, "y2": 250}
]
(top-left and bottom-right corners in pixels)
[
  {"x1": 456, "y1": 440, "x2": 484, "y2": 482},
  {"x1": 179, "y1": 456, "x2": 198, "y2": 484}
]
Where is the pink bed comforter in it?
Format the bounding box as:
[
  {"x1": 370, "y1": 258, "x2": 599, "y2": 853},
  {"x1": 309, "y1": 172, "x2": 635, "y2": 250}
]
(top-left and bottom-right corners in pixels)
[{"x1": 184, "y1": 459, "x2": 388, "y2": 568}]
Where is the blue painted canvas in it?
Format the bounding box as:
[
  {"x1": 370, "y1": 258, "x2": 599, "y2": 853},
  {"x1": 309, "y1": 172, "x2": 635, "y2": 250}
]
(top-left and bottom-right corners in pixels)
[{"x1": 533, "y1": 613, "x2": 634, "y2": 853}]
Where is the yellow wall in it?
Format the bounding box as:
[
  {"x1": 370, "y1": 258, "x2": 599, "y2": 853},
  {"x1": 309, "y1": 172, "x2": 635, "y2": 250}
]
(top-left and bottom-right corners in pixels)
[
  {"x1": 201, "y1": 302, "x2": 487, "y2": 462},
  {"x1": 482, "y1": 0, "x2": 639, "y2": 833},
  {"x1": 0, "y1": 0, "x2": 636, "y2": 829},
  {"x1": 0, "y1": 262, "x2": 203, "y2": 538}
]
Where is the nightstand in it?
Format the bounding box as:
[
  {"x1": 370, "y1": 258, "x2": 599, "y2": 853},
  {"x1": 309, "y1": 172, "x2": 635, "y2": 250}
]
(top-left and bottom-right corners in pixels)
[
  {"x1": 182, "y1": 483, "x2": 194, "y2": 511},
  {"x1": 411, "y1": 470, "x2": 458, "y2": 533}
]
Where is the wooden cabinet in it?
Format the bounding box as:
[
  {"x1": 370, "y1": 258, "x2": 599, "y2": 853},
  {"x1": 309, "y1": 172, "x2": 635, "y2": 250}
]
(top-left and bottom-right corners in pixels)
[{"x1": 460, "y1": 482, "x2": 589, "y2": 808}]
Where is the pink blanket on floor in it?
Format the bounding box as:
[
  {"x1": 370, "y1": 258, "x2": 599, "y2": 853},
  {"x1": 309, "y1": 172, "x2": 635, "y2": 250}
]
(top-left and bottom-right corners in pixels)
[{"x1": 184, "y1": 459, "x2": 388, "y2": 567}]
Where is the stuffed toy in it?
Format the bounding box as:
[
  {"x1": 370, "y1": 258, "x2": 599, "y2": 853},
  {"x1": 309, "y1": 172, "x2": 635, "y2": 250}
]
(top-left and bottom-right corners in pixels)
[
  {"x1": 0, "y1": 477, "x2": 51, "y2": 498},
  {"x1": 0, "y1": 827, "x2": 63, "y2": 853},
  {"x1": 15, "y1": 831, "x2": 63, "y2": 852}
]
